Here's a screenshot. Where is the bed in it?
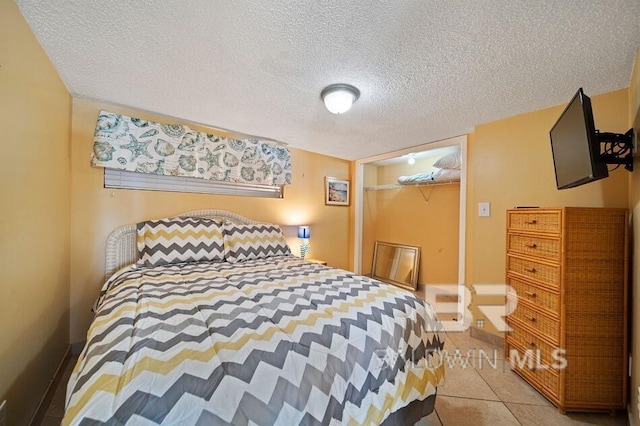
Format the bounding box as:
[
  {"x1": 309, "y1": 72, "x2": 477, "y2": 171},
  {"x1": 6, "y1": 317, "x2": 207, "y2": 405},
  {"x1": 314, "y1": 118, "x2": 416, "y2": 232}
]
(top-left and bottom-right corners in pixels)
[{"x1": 63, "y1": 210, "x2": 445, "y2": 425}]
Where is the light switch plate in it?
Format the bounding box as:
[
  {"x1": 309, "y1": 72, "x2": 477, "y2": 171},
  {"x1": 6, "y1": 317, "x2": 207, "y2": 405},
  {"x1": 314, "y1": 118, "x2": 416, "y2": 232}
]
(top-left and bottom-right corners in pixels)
[{"x1": 478, "y1": 202, "x2": 491, "y2": 217}]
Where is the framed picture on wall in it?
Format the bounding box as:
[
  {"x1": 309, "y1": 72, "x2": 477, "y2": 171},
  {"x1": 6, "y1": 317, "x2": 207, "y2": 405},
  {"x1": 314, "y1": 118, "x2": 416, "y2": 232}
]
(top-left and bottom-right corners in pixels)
[{"x1": 325, "y1": 177, "x2": 350, "y2": 206}]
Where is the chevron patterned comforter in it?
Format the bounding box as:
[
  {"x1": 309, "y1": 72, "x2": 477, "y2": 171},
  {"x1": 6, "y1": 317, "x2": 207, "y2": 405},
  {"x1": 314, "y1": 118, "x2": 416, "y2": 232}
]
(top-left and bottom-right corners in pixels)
[{"x1": 64, "y1": 256, "x2": 444, "y2": 425}]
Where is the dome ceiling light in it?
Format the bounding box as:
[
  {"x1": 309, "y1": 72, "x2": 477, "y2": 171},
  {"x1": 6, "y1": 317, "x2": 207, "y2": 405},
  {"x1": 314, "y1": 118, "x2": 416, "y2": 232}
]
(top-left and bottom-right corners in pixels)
[{"x1": 320, "y1": 84, "x2": 360, "y2": 114}]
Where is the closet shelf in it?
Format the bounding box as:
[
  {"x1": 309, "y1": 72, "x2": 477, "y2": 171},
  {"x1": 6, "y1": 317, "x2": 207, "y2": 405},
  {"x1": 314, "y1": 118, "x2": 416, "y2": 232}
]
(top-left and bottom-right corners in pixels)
[{"x1": 364, "y1": 180, "x2": 460, "y2": 191}]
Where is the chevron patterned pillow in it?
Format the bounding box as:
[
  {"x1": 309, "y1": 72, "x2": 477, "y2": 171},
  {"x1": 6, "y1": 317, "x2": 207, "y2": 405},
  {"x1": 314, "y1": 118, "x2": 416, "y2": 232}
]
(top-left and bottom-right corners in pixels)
[
  {"x1": 136, "y1": 217, "x2": 225, "y2": 267},
  {"x1": 223, "y1": 222, "x2": 291, "y2": 263}
]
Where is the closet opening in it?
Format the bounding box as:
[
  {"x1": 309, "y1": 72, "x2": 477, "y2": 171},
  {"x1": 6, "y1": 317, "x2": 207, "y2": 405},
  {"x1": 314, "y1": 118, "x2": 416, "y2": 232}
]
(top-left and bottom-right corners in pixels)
[{"x1": 354, "y1": 135, "x2": 468, "y2": 330}]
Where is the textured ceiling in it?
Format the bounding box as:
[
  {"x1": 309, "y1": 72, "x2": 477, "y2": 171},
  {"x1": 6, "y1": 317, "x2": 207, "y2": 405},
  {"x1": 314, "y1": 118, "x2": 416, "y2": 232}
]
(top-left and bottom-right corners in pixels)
[{"x1": 16, "y1": 1, "x2": 640, "y2": 160}]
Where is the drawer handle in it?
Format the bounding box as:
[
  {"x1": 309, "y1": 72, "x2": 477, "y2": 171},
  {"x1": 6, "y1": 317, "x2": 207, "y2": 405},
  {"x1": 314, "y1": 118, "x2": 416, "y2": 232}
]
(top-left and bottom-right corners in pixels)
[
  {"x1": 526, "y1": 243, "x2": 537, "y2": 249},
  {"x1": 525, "y1": 219, "x2": 538, "y2": 225},
  {"x1": 529, "y1": 342, "x2": 537, "y2": 348},
  {"x1": 529, "y1": 316, "x2": 537, "y2": 323},
  {"x1": 524, "y1": 268, "x2": 537, "y2": 273},
  {"x1": 524, "y1": 291, "x2": 537, "y2": 298}
]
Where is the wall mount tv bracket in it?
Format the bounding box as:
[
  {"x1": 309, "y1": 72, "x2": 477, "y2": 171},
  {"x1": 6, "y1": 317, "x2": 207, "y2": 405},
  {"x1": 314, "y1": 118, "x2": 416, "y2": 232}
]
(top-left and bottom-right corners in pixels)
[{"x1": 598, "y1": 128, "x2": 634, "y2": 172}]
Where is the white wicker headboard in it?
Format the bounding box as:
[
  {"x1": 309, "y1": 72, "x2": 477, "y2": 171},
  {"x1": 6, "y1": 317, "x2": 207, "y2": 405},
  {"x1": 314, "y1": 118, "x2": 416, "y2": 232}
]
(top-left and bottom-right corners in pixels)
[{"x1": 104, "y1": 209, "x2": 261, "y2": 279}]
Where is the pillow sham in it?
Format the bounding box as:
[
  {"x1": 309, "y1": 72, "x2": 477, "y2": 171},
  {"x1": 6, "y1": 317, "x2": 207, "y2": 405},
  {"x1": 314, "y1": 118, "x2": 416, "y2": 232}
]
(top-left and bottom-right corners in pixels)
[
  {"x1": 433, "y1": 151, "x2": 461, "y2": 170},
  {"x1": 136, "y1": 217, "x2": 224, "y2": 267},
  {"x1": 223, "y1": 221, "x2": 291, "y2": 263}
]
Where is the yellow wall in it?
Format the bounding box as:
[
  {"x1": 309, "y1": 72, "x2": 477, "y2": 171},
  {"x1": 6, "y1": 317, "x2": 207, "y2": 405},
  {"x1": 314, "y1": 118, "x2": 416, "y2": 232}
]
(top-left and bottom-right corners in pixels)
[
  {"x1": 627, "y1": 46, "x2": 640, "y2": 425},
  {"x1": 0, "y1": 0, "x2": 72, "y2": 424},
  {"x1": 467, "y1": 88, "x2": 630, "y2": 334},
  {"x1": 69, "y1": 98, "x2": 352, "y2": 343},
  {"x1": 362, "y1": 155, "x2": 460, "y2": 285}
]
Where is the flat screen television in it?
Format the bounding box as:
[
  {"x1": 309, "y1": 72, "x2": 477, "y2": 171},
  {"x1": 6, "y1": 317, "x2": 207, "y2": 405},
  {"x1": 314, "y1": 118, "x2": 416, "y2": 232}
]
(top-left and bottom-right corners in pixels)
[{"x1": 550, "y1": 88, "x2": 608, "y2": 190}]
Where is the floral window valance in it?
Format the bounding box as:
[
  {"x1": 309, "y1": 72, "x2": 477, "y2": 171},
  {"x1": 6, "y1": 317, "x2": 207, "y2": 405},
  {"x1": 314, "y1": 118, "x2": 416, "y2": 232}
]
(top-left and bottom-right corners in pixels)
[{"x1": 91, "y1": 111, "x2": 291, "y2": 186}]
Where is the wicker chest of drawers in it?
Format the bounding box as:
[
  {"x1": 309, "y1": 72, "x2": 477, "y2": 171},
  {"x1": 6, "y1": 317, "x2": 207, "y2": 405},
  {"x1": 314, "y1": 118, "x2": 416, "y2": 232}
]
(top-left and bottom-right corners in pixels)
[{"x1": 504, "y1": 207, "x2": 628, "y2": 413}]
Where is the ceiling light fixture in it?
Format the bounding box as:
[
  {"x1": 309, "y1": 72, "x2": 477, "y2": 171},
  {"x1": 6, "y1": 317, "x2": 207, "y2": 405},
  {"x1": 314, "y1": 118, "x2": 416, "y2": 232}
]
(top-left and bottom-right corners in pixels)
[
  {"x1": 405, "y1": 153, "x2": 416, "y2": 165},
  {"x1": 321, "y1": 84, "x2": 360, "y2": 114}
]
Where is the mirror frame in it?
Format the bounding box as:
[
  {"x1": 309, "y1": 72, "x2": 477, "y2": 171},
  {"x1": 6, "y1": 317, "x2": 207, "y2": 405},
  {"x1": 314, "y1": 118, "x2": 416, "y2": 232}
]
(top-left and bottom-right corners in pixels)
[{"x1": 371, "y1": 241, "x2": 421, "y2": 290}]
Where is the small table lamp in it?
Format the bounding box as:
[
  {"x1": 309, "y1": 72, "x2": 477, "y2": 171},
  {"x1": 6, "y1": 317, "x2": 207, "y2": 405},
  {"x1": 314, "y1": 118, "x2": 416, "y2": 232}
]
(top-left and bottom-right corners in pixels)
[{"x1": 298, "y1": 226, "x2": 310, "y2": 259}]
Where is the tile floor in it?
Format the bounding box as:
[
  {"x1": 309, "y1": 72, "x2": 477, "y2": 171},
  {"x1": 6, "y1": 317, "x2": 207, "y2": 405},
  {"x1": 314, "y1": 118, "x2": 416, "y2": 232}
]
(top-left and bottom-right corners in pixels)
[
  {"x1": 40, "y1": 330, "x2": 630, "y2": 425},
  {"x1": 416, "y1": 330, "x2": 629, "y2": 426}
]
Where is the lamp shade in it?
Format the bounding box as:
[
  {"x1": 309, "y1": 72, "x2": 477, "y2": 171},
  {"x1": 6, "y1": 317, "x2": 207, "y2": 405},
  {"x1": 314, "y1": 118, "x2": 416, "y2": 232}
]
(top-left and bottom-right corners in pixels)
[
  {"x1": 321, "y1": 84, "x2": 360, "y2": 114},
  {"x1": 297, "y1": 226, "x2": 310, "y2": 239}
]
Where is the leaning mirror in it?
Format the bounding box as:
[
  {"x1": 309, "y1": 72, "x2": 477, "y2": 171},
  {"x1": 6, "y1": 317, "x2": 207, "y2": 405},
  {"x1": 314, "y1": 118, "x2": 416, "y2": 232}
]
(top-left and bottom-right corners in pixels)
[{"x1": 371, "y1": 241, "x2": 421, "y2": 290}]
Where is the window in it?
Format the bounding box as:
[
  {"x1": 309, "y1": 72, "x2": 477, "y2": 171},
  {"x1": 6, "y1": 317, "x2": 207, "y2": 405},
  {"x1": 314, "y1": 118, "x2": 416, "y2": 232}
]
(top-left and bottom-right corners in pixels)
[{"x1": 104, "y1": 169, "x2": 283, "y2": 198}]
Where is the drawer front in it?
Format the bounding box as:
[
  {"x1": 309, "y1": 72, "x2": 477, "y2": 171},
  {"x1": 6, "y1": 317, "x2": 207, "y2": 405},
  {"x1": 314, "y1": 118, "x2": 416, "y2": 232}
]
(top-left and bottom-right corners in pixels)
[
  {"x1": 506, "y1": 339, "x2": 560, "y2": 399},
  {"x1": 505, "y1": 323, "x2": 562, "y2": 366},
  {"x1": 507, "y1": 210, "x2": 561, "y2": 234},
  {"x1": 507, "y1": 296, "x2": 559, "y2": 343},
  {"x1": 507, "y1": 255, "x2": 560, "y2": 288},
  {"x1": 507, "y1": 233, "x2": 560, "y2": 261},
  {"x1": 508, "y1": 276, "x2": 559, "y2": 314}
]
